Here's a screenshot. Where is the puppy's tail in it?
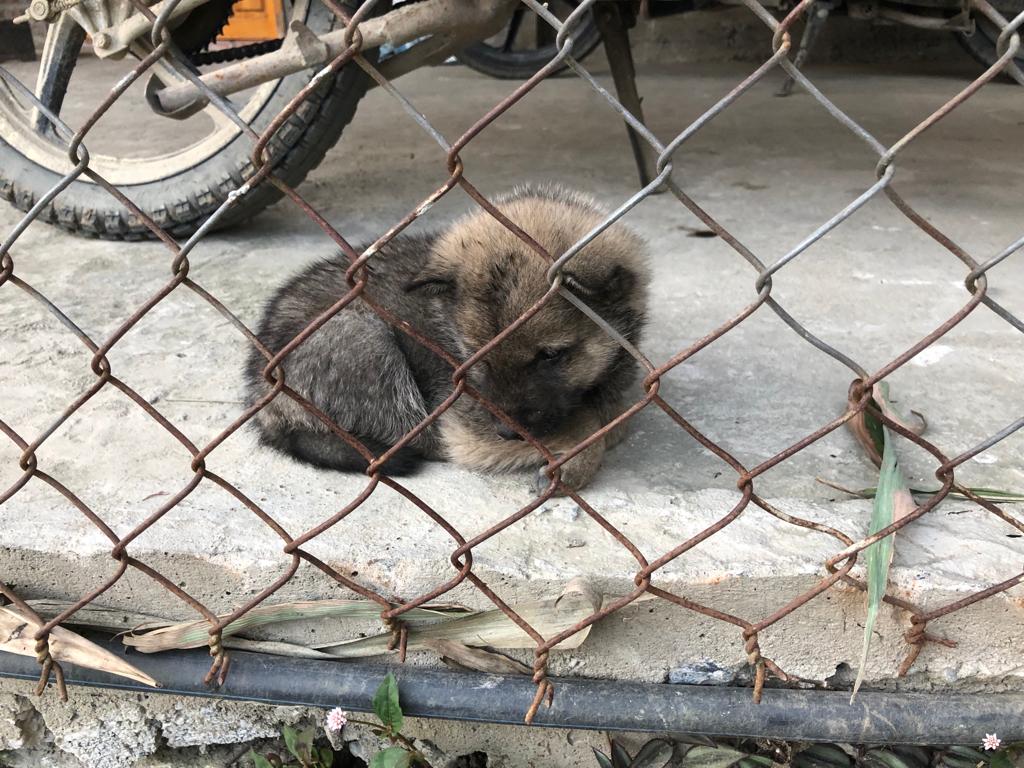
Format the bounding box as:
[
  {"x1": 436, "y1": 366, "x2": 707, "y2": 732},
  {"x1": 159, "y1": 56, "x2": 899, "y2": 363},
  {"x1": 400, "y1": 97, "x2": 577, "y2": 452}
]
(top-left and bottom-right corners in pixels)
[{"x1": 272, "y1": 430, "x2": 423, "y2": 476}]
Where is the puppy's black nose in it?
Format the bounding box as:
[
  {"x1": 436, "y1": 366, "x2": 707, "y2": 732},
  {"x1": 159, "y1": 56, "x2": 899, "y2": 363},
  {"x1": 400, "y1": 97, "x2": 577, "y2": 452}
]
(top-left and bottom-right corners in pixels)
[{"x1": 495, "y1": 421, "x2": 524, "y2": 441}]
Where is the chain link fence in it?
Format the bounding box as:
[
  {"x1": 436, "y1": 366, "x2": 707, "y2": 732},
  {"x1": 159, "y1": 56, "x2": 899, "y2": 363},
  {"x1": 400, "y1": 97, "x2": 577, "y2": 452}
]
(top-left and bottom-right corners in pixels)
[{"x1": 1, "y1": 0, "x2": 1023, "y2": 725}]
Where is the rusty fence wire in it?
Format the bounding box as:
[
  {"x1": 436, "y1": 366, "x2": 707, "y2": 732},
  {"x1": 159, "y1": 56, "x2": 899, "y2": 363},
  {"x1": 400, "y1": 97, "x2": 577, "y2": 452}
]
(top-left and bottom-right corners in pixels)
[{"x1": 1, "y1": 0, "x2": 1023, "y2": 725}]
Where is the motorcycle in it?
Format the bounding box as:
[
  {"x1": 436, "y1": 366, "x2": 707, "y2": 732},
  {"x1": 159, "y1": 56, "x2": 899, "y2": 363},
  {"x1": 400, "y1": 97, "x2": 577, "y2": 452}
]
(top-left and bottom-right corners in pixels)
[{"x1": 0, "y1": 0, "x2": 1018, "y2": 240}]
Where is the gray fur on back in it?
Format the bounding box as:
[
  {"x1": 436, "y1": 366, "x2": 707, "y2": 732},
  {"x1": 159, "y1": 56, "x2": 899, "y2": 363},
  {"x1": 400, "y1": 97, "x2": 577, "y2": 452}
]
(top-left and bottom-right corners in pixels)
[{"x1": 244, "y1": 232, "x2": 452, "y2": 473}]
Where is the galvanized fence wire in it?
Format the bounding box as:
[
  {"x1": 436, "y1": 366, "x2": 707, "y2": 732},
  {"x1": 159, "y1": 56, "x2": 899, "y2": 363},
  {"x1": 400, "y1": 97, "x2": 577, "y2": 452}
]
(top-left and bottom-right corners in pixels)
[{"x1": 1, "y1": 0, "x2": 1023, "y2": 723}]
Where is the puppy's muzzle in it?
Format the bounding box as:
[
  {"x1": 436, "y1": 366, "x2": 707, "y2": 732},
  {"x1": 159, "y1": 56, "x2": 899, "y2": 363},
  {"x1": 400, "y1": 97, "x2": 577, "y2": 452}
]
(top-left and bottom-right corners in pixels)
[{"x1": 495, "y1": 420, "x2": 524, "y2": 441}]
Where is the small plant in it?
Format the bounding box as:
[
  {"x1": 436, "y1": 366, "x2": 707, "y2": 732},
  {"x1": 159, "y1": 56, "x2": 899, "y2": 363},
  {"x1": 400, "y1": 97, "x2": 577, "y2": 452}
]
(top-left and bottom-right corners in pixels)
[
  {"x1": 251, "y1": 672, "x2": 432, "y2": 768},
  {"x1": 362, "y1": 671, "x2": 432, "y2": 768},
  {"x1": 591, "y1": 738, "x2": 1024, "y2": 768},
  {"x1": 982, "y1": 740, "x2": 1024, "y2": 768},
  {"x1": 249, "y1": 724, "x2": 335, "y2": 768},
  {"x1": 789, "y1": 743, "x2": 1021, "y2": 768},
  {"x1": 593, "y1": 737, "x2": 775, "y2": 768},
  {"x1": 593, "y1": 738, "x2": 674, "y2": 768}
]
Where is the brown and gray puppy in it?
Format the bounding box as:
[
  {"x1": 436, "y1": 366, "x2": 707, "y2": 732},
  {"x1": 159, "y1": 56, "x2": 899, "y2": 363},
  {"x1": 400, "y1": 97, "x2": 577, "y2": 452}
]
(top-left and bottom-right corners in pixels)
[{"x1": 245, "y1": 186, "x2": 649, "y2": 491}]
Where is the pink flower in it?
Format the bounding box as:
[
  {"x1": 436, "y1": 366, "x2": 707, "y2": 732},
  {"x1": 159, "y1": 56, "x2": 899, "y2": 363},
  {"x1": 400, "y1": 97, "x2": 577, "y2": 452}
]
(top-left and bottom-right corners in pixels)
[
  {"x1": 326, "y1": 707, "x2": 348, "y2": 732},
  {"x1": 982, "y1": 734, "x2": 1002, "y2": 751}
]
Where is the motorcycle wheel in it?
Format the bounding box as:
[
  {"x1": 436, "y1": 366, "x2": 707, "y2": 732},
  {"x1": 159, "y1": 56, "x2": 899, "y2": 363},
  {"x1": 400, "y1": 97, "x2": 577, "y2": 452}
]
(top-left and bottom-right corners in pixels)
[
  {"x1": 955, "y1": 16, "x2": 1024, "y2": 79},
  {"x1": 0, "y1": 1, "x2": 375, "y2": 240},
  {"x1": 456, "y1": 2, "x2": 603, "y2": 80}
]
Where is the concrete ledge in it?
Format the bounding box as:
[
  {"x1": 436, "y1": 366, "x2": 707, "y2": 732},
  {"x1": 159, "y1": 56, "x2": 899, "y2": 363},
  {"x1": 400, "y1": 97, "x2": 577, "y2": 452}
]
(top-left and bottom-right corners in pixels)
[{"x1": 2, "y1": 484, "x2": 1024, "y2": 686}]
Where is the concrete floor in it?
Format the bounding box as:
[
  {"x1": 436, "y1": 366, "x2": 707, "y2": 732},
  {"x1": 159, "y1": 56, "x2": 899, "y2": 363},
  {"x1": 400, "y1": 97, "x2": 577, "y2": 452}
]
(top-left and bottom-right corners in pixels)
[{"x1": 2, "y1": 54, "x2": 1024, "y2": 706}]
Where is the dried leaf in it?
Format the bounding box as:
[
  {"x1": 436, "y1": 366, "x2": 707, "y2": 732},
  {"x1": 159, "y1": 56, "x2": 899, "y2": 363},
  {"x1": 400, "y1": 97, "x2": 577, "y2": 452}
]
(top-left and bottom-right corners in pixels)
[
  {"x1": 28, "y1": 603, "x2": 344, "y2": 660},
  {"x1": 846, "y1": 381, "x2": 926, "y2": 468},
  {"x1": 317, "y1": 582, "x2": 603, "y2": 657},
  {"x1": 122, "y1": 599, "x2": 469, "y2": 654},
  {"x1": 0, "y1": 605, "x2": 158, "y2": 688},
  {"x1": 426, "y1": 639, "x2": 532, "y2": 675},
  {"x1": 220, "y1": 637, "x2": 338, "y2": 659},
  {"x1": 872, "y1": 383, "x2": 927, "y2": 437},
  {"x1": 106, "y1": 583, "x2": 599, "y2": 660}
]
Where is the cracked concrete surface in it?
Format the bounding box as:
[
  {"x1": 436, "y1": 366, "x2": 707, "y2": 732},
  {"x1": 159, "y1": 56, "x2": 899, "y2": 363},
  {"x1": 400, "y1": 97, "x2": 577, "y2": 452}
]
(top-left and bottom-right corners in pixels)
[
  {"x1": 0, "y1": 680, "x2": 311, "y2": 766},
  {"x1": 1, "y1": 28, "x2": 1023, "y2": 768},
  {"x1": 0, "y1": 678, "x2": 612, "y2": 767}
]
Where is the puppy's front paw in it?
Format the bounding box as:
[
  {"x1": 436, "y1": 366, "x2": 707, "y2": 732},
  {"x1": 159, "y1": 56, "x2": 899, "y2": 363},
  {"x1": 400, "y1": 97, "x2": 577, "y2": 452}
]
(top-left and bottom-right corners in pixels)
[
  {"x1": 532, "y1": 449, "x2": 601, "y2": 497},
  {"x1": 533, "y1": 464, "x2": 554, "y2": 496}
]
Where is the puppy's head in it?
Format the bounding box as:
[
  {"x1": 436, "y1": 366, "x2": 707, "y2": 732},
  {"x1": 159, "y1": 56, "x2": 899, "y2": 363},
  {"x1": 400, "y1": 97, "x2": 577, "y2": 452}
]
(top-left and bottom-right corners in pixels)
[{"x1": 406, "y1": 185, "x2": 649, "y2": 440}]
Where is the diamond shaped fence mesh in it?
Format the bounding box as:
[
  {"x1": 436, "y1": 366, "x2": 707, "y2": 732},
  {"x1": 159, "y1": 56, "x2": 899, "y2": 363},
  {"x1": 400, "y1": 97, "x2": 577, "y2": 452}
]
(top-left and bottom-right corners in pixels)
[{"x1": 1, "y1": 0, "x2": 1022, "y2": 725}]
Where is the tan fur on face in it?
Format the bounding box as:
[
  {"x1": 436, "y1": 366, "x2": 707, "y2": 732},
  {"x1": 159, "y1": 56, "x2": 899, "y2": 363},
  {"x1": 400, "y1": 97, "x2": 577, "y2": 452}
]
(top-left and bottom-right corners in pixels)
[
  {"x1": 429, "y1": 186, "x2": 648, "y2": 375},
  {"x1": 428, "y1": 185, "x2": 650, "y2": 489}
]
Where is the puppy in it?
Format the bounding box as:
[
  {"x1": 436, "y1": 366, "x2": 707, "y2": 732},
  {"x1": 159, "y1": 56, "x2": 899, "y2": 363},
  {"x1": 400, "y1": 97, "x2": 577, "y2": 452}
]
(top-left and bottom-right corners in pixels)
[{"x1": 245, "y1": 185, "x2": 649, "y2": 491}]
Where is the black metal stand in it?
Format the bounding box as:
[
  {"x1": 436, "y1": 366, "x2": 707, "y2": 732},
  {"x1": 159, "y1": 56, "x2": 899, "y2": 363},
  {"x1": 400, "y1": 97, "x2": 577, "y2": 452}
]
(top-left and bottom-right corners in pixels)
[
  {"x1": 593, "y1": 3, "x2": 662, "y2": 190},
  {"x1": 777, "y1": 1, "x2": 834, "y2": 96}
]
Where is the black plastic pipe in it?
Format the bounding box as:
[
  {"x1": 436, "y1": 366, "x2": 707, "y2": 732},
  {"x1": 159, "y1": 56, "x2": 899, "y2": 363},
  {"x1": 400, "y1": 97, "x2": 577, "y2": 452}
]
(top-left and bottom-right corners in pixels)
[{"x1": 1, "y1": 639, "x2": 1020, "y2": 744}]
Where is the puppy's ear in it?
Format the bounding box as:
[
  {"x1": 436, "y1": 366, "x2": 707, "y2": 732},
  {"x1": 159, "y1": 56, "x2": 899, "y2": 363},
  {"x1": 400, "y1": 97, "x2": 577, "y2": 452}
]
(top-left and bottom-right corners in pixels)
[
  {"x1": 563, "y1": 265, "x2": 637, "y2": 302},
  {"x1": 405, "y1": 271, "x2": 455, "y2": 296}
]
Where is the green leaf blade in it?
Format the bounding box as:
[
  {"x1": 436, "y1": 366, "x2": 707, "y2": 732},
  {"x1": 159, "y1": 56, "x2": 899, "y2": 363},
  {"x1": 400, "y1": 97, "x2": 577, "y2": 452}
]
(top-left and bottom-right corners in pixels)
[
  {"x1": 681, "y1": 745, "x2": 750, "y2": 768},
  {"x1": 370, "y1": 746, "x2": 413, "y2": 768},
  {"x1": 632, "y1": 738, "x2": 675, "y2": 767},
  {"x1": 611, "y1": 740, "x2": 633, "y2": 768},
  {"x1": 294, "y1": 726, "x2": 315, "y2": 763},
  {"x1": 283, "y1": 725, "x2": 301, "y2": 760},
  {"x1": 373, "y1": 672, "x2": 404, "y2": 732},
  {"x1": 852, "y1": 416, "x2": 908, "y2": 701}
]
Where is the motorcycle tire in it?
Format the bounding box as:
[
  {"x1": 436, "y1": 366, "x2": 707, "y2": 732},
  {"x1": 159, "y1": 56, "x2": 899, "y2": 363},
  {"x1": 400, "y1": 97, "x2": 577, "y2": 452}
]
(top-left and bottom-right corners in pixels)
[
  {"x1": 955, "y1": 16, "x2": 1024, "y2": 78},
  {"x1": 0, "y1": 2, "x2": 375, "y2": 240},
  {"x1": 456, "y1": 4, "x2": 603, "y2": 80}
]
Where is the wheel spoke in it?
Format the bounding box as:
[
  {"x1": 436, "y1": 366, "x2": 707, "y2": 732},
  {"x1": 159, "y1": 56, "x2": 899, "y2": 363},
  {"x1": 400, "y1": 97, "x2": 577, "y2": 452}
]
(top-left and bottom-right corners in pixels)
[
  {"x1": 502, "y1": 8, "x2": 525, "y2": 52},
  {"x1": 32, "y1": 15, "x2": 86, "y2": 134}
]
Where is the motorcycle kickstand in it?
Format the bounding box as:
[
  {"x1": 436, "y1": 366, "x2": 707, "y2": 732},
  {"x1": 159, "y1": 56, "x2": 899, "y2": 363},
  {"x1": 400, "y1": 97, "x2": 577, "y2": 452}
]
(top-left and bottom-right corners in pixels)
[
  {"x1": 593, "y1": 1, "x2": 665, "y2": 192},
  {"x1": 777, "y1": 0, "x2": 835, "y2": 96}
]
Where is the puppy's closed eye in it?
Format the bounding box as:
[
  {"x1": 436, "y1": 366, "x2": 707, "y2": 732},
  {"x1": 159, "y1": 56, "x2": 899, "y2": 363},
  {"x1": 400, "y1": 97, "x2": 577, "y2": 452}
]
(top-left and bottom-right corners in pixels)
[
  {"x1": 535, "y1": 346, "x2": 571, "y2": 363},
  {"x1": 405, "y1": 275, "x2": 455, "y2": 296}
]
